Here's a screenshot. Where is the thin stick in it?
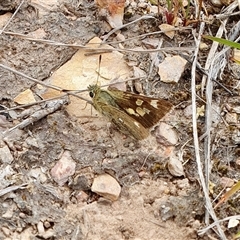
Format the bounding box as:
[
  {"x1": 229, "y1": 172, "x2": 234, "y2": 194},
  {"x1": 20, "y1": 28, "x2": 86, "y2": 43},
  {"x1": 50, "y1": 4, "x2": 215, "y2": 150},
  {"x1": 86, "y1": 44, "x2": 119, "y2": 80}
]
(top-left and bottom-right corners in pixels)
[
  {"x1": 3, "y1": 98, "x2": 68, "y2": 135},
  {"x1": 146, "y1": 39, "x2": 163, "y2": 95},
  {"x1": 0, "y1": 64, "x2": 62, "y2": 92},
  {"x1": 101, "y1": 15, "x2": 155, "y2": 43},
  {"x1": 0, "y1": 95, "x2": 68, "y2": 113},
  {"x1": 0, "y1": 63, "x2": 92, "y2": 104},
  {"x1": 102, "y1": 26, "x2": 192, "y2": 45},
  {"x1": 0, "y1": 0, "x2": 24, "y2": 35},
  {"x1": 2, "y1": 30, "x2": 194, "y2": 54},
  {"x1": 198, "y1": 215, "x2": 240, "y2": 235},
  {"x1": 203, "y1": 0, "x2": 238, "y2": 228}
]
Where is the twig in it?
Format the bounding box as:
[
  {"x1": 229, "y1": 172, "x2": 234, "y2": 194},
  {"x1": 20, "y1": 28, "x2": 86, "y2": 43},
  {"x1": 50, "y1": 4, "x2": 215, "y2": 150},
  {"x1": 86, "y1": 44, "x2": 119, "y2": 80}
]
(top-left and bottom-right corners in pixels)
[
  {"x1": 2, "y1": 30, "x2": 194, "y2": 54},
  {"x1": 0, "y1": 64, "x2": 62, "y2": 92},
  {"x1": 101, "y1": 15, "x2": 155, "y2": 43},
  {"x1": 1, "y1": 30, "x2": 86, "y2": 47},
  {"x1": 146, "y1": 39, "x2": 163, "y2": 95},
  {"x1": 85, "y1": 46, "x2": 195, "y2": 54},
  {"x1": 140, "y1": 152, "x2": 151, "y2": 170},
  {"x1": 0, "y1": 95, "x2": 68, "y2": 113},
  {"x1": 214, "y1": 1, "x2": 239, "y2": 20},
  {"x1": 0, "y1": 63, "x2": 92, "y2": 104},
  {"x1": 103, "y1": 26, "x2": 192, "y2": 45},
  {"x1": 0, "y1": 183, "x2": 28, "y2": 197},
  {"x1": 215, "y1": 10, "x2": 240, "y2": 20},
  {"x1": 3, "y1": 98, "x2": 69, "y2": 135}
]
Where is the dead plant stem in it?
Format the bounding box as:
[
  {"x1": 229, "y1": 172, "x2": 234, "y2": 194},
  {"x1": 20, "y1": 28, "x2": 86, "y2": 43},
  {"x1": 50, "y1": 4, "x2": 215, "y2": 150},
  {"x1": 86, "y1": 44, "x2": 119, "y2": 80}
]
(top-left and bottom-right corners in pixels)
[{"x1": 192, "y1": 22, "x2": 227, "y2": 239}]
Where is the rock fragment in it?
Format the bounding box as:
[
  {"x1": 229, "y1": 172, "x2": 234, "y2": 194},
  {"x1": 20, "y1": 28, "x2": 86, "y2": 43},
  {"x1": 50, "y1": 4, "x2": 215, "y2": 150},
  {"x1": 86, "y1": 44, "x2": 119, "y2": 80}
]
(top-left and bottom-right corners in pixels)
[
  {"x1": 91, "y1": 174, "x2": 121, "y2": 201},
  {"x1": 51, "y1": 151, "x2": 76, "y2": 186},
  {"x1": 155, "y1": 123, "x2": 178, "y2": 146}
]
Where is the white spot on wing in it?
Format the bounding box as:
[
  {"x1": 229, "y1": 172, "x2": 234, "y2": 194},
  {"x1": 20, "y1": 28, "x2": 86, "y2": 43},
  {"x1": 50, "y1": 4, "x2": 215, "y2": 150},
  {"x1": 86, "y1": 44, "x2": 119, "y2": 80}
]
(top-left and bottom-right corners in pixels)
[
  {"x1": 136, "y1": 99, "x2": 143, "y2": 106},
  {"x1": 134, "y1": 121, "x2": 141, "y2": 128},
  {"x1": 151, "y1": 100, "x2": 158, "y2": 108},
  {"x1": 119, "y1": 118, "x2": 124, "y2": 122},
  {"x1": 136, "y1": 107, "x2": 145, "y2": 116},
  {"x1": 126, "y1": 108, "x2": 139, "y2": 116}
]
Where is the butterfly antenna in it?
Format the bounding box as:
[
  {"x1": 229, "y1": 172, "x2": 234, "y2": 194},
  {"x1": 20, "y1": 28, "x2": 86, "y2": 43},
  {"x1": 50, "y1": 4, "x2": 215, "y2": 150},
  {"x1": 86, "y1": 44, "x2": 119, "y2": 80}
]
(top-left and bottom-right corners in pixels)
[{"x1": 96, "y1": 54, "x2": 102, "y2": 86}]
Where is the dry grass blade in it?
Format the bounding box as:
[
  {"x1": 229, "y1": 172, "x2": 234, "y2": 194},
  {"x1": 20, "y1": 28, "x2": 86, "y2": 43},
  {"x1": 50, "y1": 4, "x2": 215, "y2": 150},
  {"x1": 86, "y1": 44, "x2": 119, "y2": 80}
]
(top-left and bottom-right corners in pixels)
[
  {"x1": 0, "y1": 64, "x2": 62, "y2": 92},
  {"x1": 214, "y1": 1, "x2": 239, "y2": 19},
  {"x1": 101, "y1": 15, "x2": 155, "y2": 43},
  {"x1": 102, "y1": 27, "x2": 192, "y2": 45},
  {"x1": 191, "y1": 22, "x2": 227, "y2": 239},
  {"x1": 214, "y1": 181, "x2": 240, "y2": 209},
  {"x1": 202, "y1": 0, "x2": 239, "y2": 228},
  {"x1": 198, "y1": 215, "x2": 240, "y2": 235}
]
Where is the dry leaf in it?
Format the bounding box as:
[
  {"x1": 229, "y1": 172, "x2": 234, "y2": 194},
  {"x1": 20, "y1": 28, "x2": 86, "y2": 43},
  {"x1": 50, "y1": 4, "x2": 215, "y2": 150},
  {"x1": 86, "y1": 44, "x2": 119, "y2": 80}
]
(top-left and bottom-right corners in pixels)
[
  {"x1": 214, "y1": 181, "x2": 240, "y2": 209},
  {"x1": 14, "y1": 89, "x2": 36, "y2": 105},
  {"x1": 159, "y1": 24, "x2": 175, "y2": 39},
  {"x1": 96, "y1": 0, "x2": 125, "y2": 28}
]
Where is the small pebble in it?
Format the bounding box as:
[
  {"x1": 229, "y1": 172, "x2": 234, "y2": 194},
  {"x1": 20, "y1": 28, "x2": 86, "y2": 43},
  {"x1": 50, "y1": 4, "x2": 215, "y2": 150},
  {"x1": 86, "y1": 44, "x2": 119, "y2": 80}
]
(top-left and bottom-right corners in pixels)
[
  {"x1": 220, "y1": 177, "x2": 234, "y2": 188},
  {"x1": 91, "y1": 174, "x2": 121, "y2": 201},
  {"x1": 2, "y1": 226, "x2": 10, "y2": 236}
]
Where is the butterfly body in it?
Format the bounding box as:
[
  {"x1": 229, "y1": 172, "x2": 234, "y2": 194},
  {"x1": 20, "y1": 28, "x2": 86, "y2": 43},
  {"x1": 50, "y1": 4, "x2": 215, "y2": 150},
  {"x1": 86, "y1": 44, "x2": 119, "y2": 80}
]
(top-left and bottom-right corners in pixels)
[{"x1": 88, "y1": 84, "x2": 172, "y2": 140}]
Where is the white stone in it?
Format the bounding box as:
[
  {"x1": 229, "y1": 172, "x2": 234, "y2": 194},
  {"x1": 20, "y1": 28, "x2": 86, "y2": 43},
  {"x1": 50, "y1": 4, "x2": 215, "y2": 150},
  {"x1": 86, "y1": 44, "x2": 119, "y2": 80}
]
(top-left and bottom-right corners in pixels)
[
  {"x1": 155, "y1": 122, "x2": 178, "y2": 146},
  {"x1": 29, "y1": 168, "x2": 47, "y2": 183},
  {"x1": 168, "y1": 155, "x2": 184, "y2": 177},
  {"x1": 225, "y1": 112, "x2": 238, "y2": 124},
  {"x1": 183, "y1": 105, "x2": 192, "y2": 118},
  {"x1": 91, "y1": 174, "x2": 121, "y2": 201},
  {"x1": 158, "y1": 56, "x2": 187, "y2": 83},
  {"x1": 37, "y1": 221, "x2": 45, "y2": 234},
  {"x1": 0, "y1": 145, "x2": 13, "y2": 164},
  {"x1": 50, "y1": 151, "x2": 76, "y2": 186}
]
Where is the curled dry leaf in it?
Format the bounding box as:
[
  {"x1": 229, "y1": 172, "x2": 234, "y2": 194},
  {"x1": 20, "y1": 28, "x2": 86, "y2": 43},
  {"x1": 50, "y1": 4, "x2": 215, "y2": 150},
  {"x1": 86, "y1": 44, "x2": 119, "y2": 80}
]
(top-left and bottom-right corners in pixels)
[{"x1": 96, "y1": 0, "x2": 125, "y2": 28}]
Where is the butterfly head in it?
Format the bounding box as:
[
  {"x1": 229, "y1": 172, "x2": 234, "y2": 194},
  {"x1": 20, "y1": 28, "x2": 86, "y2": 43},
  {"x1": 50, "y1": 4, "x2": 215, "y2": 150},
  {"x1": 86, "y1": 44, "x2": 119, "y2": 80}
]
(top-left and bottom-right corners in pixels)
[{"x1": 88, "y1": 84, "x2": 101, "y2": 98}]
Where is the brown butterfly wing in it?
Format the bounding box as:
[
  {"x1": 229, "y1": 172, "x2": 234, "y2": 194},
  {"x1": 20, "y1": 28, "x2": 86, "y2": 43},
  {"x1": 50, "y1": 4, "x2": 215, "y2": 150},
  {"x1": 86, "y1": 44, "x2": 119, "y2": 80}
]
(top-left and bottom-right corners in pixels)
[
  {"x1": 99, "y1": 103, "x2": 149, "y2": 140},
  {"x1": 106, "y1": 89, "x2": 172, "y2": 128}
]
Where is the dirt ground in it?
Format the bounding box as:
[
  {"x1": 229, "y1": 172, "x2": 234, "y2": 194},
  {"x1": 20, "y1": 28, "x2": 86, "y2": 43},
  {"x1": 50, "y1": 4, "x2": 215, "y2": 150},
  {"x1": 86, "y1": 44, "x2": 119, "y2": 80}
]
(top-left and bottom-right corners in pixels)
[{"x1": 0, "y1": 0, "x2": 240, "y2": 240}]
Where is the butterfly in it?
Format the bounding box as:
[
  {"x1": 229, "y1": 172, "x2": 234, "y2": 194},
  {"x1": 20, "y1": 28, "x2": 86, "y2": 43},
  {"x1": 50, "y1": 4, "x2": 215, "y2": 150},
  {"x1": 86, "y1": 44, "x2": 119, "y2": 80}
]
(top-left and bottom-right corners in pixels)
[{"x1": 88, "y1": 84, "x2": 172, "y2": 140}]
